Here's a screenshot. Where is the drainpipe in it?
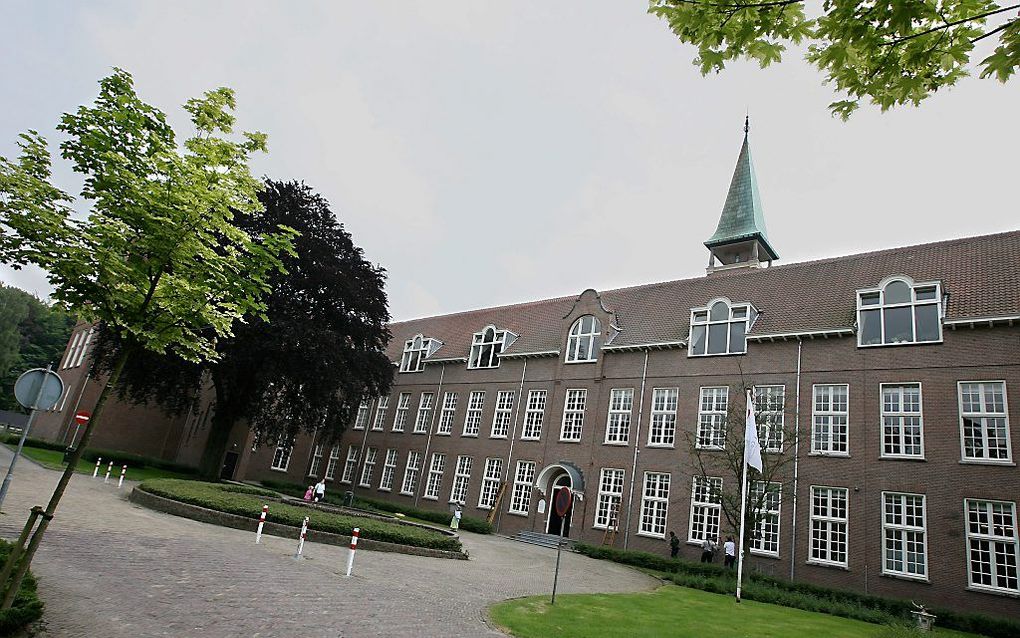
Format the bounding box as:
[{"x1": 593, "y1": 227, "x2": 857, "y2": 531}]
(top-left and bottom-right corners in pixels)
[
  {"x1": 62, "y1": 372, "x2": 92, "y2": 446},
  {"x1": 415, "y1": 364, "x2": 445, "y2": 508},
  {"x1": 789, "y1": 338, "x2": 803, "y2": 581},
  {"x1": 497, "y1": 358, "x2": 528, "y2": 533},
  {"x1": 351, "y1": 396, "x2": 377, "y2": 503},
  {"x1": 622, "y1": 349, "x2": 650, "y2": 549}
]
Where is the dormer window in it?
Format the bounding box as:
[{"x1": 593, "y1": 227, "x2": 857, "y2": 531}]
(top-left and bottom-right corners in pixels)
[
  {"x1": 857, "y1": 277, "x2": 942, "y2": 347},
  {"x1": 566, "y1": 315, "x2": 601, "y2": 363},
  {"x1": 689, "y1": 299, "x2": 754, "y2": 356},
  {"x1": 400, "y1": 334, "x2": 438, "y2": 372},
  {"x1": 469, "y1": 326, "x2": 515, "y2": 369}
]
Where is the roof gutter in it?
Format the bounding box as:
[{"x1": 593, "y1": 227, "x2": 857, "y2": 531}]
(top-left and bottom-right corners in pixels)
[{"x1": 747, "y1": 328, "x2": 854, "y2": 342}]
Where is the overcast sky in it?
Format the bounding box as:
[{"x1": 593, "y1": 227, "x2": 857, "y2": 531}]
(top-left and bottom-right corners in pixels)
[{"x1": 2, "y1": 2, "x2": 1017, "y2": 321}]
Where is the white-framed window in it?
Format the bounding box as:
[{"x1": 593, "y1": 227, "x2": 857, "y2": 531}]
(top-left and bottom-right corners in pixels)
[
  {"x1": 882, "y1": 492, "x2": 927, "y2": 579},
  {"x1": 400, "y1": 334, "x2": 437, "y2": 373},
  {"x1": 966, "y1": 499, "x2": 1019, "y2": 594},
  {"x1": 565, "y1": 315, "x2": 601, "y2": 363},
  {"x1": 689, "y1": 299, "x2": 753, "y2": 356},
  {"x1": 604, "y1": 389, "x2": 633, "y2": 445},
  {"x1": 392, "y1": 392, "x2": 411, "y2": 432},
  {"x1": 754, "y1": 385, "x2": 785, "y2": 453},
  {"x1": 324, "y1": 445, "x2": 340, "y2": 480},
  {"x1": 509, "y1": 460, "x2": 536, "y2": 515},
  {"x1": 560, "y1": 389, "x2": 588, "y2": 442},
  {"x1": 450, "y1": 455, "x2": 472, "y2": 504},
  {"x1": 270, "y1": 439, "x2": 292, "y2": 471},
  {"x1": 400, "y1": 451, "x2": 423, "y2": 495},
  {"x1": 857, "y1": 277, "x2": 942, "y2": 347},
  {"x1": 62, "y1": 327, "x2": 95, "y2": 370},
  {"x1": 72, "y1": 327, "x2": 94, "y2": 368},
  {"x1": 359, "y1": 447, "x2": 378, "y2": 488},
  {"x1": 469, "y1": 326, "x2": 512, "y2": 369},
  {"x1": 594, "y1": 468, "x2": 625, "y2": 530},
  {"x1": 372, "y1": 396, "x2": 389, "y2": 431},
  {"x1": 751, "y1": 481, "x2": 782, "y2": 557},
  {"x1": 648, "y1": 388, "x2": 678, "y2": 447},
  {"x1": 521, "y1": 390, "x2": 547, "y2": 440},
  {"x1": 881, "y1": 383, "x2": 924, "y2": 459},
  {"x1": 353, "y1": 400, "x2": 371, "y2": 430},
  {"x1": 479, "y1": 458, "x2": 503, "y2": 509},
  {"x1": 809, "y1": 486, "x2": 848, "y2": 567},
  {"x1": 491, "y1": 391, "x2": 515, "y2": 438},
  {"x1": 413, "y1": 392, "x2": 434, "y2": 434},
  {"x1": 437, "y1": 392, "x2": 458, "y2": 435},
  {"x1": 959, "y1": 381, "x2": 1011, "y2": 463},
  {"x1": 812, "y1": 384, "x2": 849, "y2": 456},
  {"x1": 308, "y1": 444, "x2": 323, "y2": 477},
  {"x1": 61, "y1": 331, "x2": 83, "y2": 369},
  {"x1": 697, "y1": 387, "x2": 728, "y2": 450},
  {"x1": 379, "y1": 449, "x2": 398, "y2": 491},
  {"x1": 463, "y1": 391, "x2": 485, "y2": 437},
  {"x1": 341, "y1": 445, "x2": 359, "y2": 484},
  {"x1": 423, "y1": 452, "x2": 446, "y2": 500},
  {"x1": 688, "y1": 476, "x2": 722, "y2": 543},
  {"x1": 639, "y1": 472, "x2": 670, "y2": 538}
]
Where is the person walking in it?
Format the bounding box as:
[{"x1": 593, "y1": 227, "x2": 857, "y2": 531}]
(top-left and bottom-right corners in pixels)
[
  {"x1": 313, "y1": 478, "x2": 326, "y2": 503},
  {"x1": 668, "y1": 531, "x2": 680, "y2": 559},
  {"x1": 700, "y1": 536, "x2": 716, "y2": 563},
  {"x1": 723, "y1": 535, "x2": 736, "y2": 569},
  {"x1": 450, "y1": 504, "x2": 463, "y2": 530}
]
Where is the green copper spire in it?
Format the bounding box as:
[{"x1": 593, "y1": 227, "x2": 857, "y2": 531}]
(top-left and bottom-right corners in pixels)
[{"x1": 704, "y1": 118, "x2": 779, "y2": 261}]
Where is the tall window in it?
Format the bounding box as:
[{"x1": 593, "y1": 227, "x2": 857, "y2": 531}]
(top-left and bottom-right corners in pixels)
[
  {"x1": 491, "y1": 391, "x2": 515, "y2": 438},
  {"x1": 959, "y1": 381, "x2": 1011, "y2": 462},
  {"x1": 479, "y1": 458, "x2": 503, "y2": 509},
  {"x1": 341, "y1": 445, "x2": 359, "y2": 483},
  {"x1": 372, "y1": 396, "x2": 389, "y2": 431},
  {"x1": 469, "y1": 326, "x2": 510, "y2": 369},
  {"x1": 648, "y1": 388, "x2": 678, "y2": 447},
  {"x1": 882, "y1": 492, "x2": 927, "y2": 579},
  {"x1": 754, "y1": 385, "x2": 785, "y2": 453},
  {"x1": 812, "y1": 384, "x2": 849, "y2": 456},
  {"x1": 62, "y1": 327, "x2": 94, "y2": 369},
  {"x1": 509, "y1": 461, "x2": 536, "y2": 515},
  {"x1": 392, "y1": 392, "x2": 411, "y2": 432},
  {"x1": 324, "y1": 445, "x2": 340, "y2": 480},
  {"x1": 359, "y1": 448, "x2": 378, "y2": 487},
  {"x1": 413, "y1": 393, "x2": 434, "y2": 434},
  {"x1": 450, "y1": 455, "x2": 473, "y2": 504},
  {"x1": 858, "y1": 278, "x2": 942, "y2": 346},
  {"x1": 689, "y1": 299, "x2": 751, "y2": 356},
  {"x1": 353, "y1": 400, "x2": 371, "y2": 430},
  {"x1": 882, "y1": 384, "x2": 923, "y2": 458},
  {"x1": 560, "y1": 389, "x2": 588, "y2": 442},
  {"x1": 400, "y1": 334, "x2": 434, "y2": 372},
  {"x1": 697, "y1": 387, "x2": 728, "y2": 450},
  {"x1": 270, "y1": 439, "x2": 292, "y2": 471},
  {"x1": 61, "y1": 331, "x2": 83, "y2": 369},
  {"x1": 639, "y1": 472, "x2": 670, "y2": 538},
  {"x1": 463, "y1": 391, "x2": 485, "y2": 436},
  {"x1": 966, "y1": 499, "x2": 1019, "y2": 594},
  {"x1": 751, "y1": 481, "x2": 782, "y2": 557},
  {"x1": 423, "y1": 452, "x2": 446, "y2": 500},
  {"x1": 594, "y1": 468, "x2": 625, "y2": 529},
  {"x1": 379, "y1": 449, "x2": 398, "y2": 491},
  {"x1": 809, "y1": 486, "x2": 848, "y2": 567},
  {"x1": 308, "y1": 444, "x2": 323, "y2": 477},
  {"x1": 437, "y1": 392, "x2": 458, "y2": 435},
  {"x1": 521, "y1": 390, "x2": 547, "y2": 440},
  {"x1": 688, "y1": 476, "x2": 722, "y2": 542},
  {"x1": 400, "y1": 451, "x2": 423, "y2": 495},
  {"x1": 605, "y1": 389, "x2": 633, "y2": 444},
  {"x1": 565, "y1": 315, "x2": 601, "y2": 363}
]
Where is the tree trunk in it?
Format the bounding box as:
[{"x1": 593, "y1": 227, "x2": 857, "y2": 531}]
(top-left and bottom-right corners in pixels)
[{"x1": 198, "y1": 411, "x2": 235, "y2": 480}]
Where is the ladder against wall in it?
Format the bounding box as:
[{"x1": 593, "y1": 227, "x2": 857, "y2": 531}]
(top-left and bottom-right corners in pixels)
[
  {"x1": 601, "y1": 497, "x2": 620, "y2": 547},
  {"x1": 485, "y1": 481, "x2": 507, "y2": 526}
]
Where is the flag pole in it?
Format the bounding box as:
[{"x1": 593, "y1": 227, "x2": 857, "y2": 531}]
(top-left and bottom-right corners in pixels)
[{"x1": 736, "y1": 389, "x2": 753, "y2": 603}]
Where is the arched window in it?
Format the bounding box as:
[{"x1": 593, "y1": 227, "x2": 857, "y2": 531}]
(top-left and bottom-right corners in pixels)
[
  {"x1": 469, "y1": 326, "x2": 509, "y2": 369},
  {"x1": 858, "y1": 277, "x2": 942, "y2": 346},
  {"x1": 566, "y1": 315, "x2": 601, "y2": 362},
  {"x1": 689, "y1": 299, "x2": 753, "y2": 356},
  {"x1": 400, "y1": 334, "x2": 433, "y2": 372}
]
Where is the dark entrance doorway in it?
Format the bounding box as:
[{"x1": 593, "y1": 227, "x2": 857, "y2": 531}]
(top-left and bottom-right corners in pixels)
[
  {"x1": 220, "y1": 451, "x2": 239, "y2": 480},
  {"x1": 546, "y1": 482, "x2": 573, "y2": 537}
]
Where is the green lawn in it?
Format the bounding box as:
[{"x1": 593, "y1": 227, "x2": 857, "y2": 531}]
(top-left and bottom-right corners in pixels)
[
  {"x1": 489, "y1": 586, "x2": 982, "y2": 638},
  {"x1": 7, "y1": 446, "x2": 196, "y2": 482}
]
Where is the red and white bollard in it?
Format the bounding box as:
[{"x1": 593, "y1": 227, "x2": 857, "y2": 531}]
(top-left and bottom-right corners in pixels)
[
  {"x1": 345, "y1": 527, "x2": 360, "y2": 577},
  {"x1": 255, "y1": 505, "x2": 268, "y2": 544},
  {"x1": 117, "y1": 465, "x2": 127, "y2": 488},
  {"x1": 294, "y1": 516, "x2": 309, "y2": 559},
  {"x1": 92, "y1": 457, "x2": 102, "y2": 478},
  {"x1": 103, "y1": 461, "x2": 113, "y2": 483}
]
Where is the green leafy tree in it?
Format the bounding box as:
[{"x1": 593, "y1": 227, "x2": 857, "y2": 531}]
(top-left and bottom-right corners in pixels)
[
  {"x1": 649, "y1": 0, "x2": 1020, "y2": 118},
  {"x1": 0, "y1": 69, "x2": 295, "y2": 605}
]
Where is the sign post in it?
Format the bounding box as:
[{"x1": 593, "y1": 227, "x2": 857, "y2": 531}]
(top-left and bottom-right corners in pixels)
[
  {"x1": 550, "y1": 488, "x2": 572, "y2": 605},
  {"x1": 0, "y1": 367, "x2": 64, "y2": 510}
]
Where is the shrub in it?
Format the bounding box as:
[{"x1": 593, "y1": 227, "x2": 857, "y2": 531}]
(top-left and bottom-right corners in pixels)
[
  {"x1": 141, "y1": 479, "x2": 461, "y2": 552},
  {"x1": 80, "y1": 448, "x2": 197, "y2": 475},
  {"x1": 0, "y1": 434, "x2": 66, "y2": 452},
  {"x1": 0, "y1": 540, "x2": 44, "y2": 636},
  {"x1": 354, "y1": 495, "x2": 493, "y2": 534}
]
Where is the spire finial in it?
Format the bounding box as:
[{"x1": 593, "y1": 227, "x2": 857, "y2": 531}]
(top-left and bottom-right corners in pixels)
[{"x1": 744, "y1": 115, "x2": 749, "y2": 135}]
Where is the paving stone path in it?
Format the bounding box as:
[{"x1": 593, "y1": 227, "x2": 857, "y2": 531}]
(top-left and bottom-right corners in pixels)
[{"x1": 0, "y1": 447, "x2": 656, "y2": 637}]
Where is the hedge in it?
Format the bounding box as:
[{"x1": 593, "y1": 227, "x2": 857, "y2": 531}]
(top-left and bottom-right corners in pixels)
[
  {"x1": 141, "y1": 479, "x2": 460, "y2": 552},
  {"x1": 574, "y1": 543, "x2": 1019, "y2": 638},
  {"x1": 0, "y1": 541, "x2": 44, "y2": 637},
  {"x1": 0, "y1": 435, "x2": 198, "y2": 475},
  {"x1": 0, "y1": 434, "x2": 66, "y2": 453}
]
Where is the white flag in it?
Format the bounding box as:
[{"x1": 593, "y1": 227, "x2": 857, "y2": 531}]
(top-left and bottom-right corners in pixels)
[{"x1": 744, "y1": 389, "x2": 763, "y2": 472}]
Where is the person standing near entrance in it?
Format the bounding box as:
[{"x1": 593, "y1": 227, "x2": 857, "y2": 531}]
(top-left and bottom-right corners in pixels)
[
  {"x1": 700, "y1": 536, "x2": 716, "y2": 563},
  {"x1": 668, "y1": 531, "x2": 680, "y2": 559},
  {"x1": 313, "y1": 478, "x2": 326, "y2": 503},
  {"x1": 723, "y1": 535, "x2": 736, "y2": 568}
]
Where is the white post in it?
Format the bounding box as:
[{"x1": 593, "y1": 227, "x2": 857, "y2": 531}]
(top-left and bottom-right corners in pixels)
[
  {"x1": 255, "y1": 505, "x2": 268, "y2": 544},
  {"x1": 735, "y1": 445, "x2": 751, "y2": 602},
  {"x1": 294, "y1": 516, "x2": 309, "y2": 559},
  {"x1": 103, "y1": 460, "x2": 113, "y2": 483},
  {"x1": 117, "y1": 464, "x2": 127, "y2": 488},
  {"x1": 345, "y1": 527, "x2": 360, "y2": 577},
  {"x1": 92, "y1": 457, "x2": 102, "y2": 478}
]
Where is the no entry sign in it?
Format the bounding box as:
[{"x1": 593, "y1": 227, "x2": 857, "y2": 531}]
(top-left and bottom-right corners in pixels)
[
  {"x1": 74, "y1": 411, "x2": 91, "y2": 425},
  {"x1": 554, "y1": 488, "x2": 573, "y2": 518}
]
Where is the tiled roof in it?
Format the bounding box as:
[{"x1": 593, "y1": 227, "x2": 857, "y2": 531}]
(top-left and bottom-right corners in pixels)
[{"x1": 386, "y1": 230, "x2": 1020, "y2": 362}]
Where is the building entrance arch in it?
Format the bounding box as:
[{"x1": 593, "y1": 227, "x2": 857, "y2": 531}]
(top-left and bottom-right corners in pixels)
[{"x1": 534, "y1": 462, "x2": 585, "y2": 538}]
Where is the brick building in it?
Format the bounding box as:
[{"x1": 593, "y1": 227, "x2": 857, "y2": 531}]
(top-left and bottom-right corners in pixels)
[{"x1": 33, "y1": 128, "x2": 1019, "y2": 617}]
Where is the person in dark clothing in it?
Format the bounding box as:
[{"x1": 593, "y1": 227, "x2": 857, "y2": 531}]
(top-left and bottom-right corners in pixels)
[
  {"x1": 700, "y1": 537, "x2": 716, "y2": 563},
  {"x1": 668, "y1": 531, "x2": 680, "y2": 559}
]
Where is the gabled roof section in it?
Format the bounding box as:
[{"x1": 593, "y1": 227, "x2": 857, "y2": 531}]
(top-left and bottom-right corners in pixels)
[{"x1": 704, "y1": 122, "x2": 779, "y2": 261}]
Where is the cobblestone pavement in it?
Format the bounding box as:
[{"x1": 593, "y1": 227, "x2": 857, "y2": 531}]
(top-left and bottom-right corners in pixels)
[{"x1": 0, "y1": 447, "x2": 656, "y2": 637}]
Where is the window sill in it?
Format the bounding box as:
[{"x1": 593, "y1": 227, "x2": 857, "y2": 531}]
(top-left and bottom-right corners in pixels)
[
  {"x1": 412, "y1": 431, "x2": 427, "y2": 435},
  {"x1": 750, "y1": 551, "x2": 780, "y2": 560},
  {"x1": 270, "y1": 467, "x2": 290, "y2": 473},
  {"x1": 966, "y1": 585, "x2": 1020, "y2": 598},
  {"x1": 339, "y1": 480, "x2": 352, "y2": 485},
  {"x1": 647, "y1": 444, "x2": 676, "y2": 450},
  {"x1": 558, "y1": 439, "x2": 582, "y2": 444},
  {"x1": 422, "y1": 496, "x2": 438, "y2": 501},
  {"x1": 808, "y1": 452, "x2": 850, "y2": 458},
  {"x1": 959, "y1": 459, "x2": 1016, "y2": 467},
  {"x1": 880, "y1": 572, "x2": 930, "y2": 584},
  {"x1": 399, "y1": 491, "x2": 414, "y2": 496},
  {"x1": 507, "y1": 510, "x2": 529, "y2": 518},
  {"x1": 564, "y1": 359, "x2": 597, "y2": 365},
  {"x1": 603, "y1": 441, "x2": 629, "y2": 447},
  {"x1": 879, "y1": 455, "x2": 926, "y2": 462},
  {"x1": 391, "y1": 430, "x2": 405, "y2": 434},
  {"x1": 357, "y1": 483, "x2": 371, "y2": 489},
  {"x1": 378, "y1": 488, "x2": 391, "y2": 492},
  {"x1": 461, "y1": 433, "x2": 479, "y2": 438},
  {"x1": 489, "y1": 435, "x2": 508, "y2": 440},
  {"x1": 857, "y1": 339, "x2": 943, "y2": 349},
  {"x1": 695, "y1": 446, "x2": 725, "y2": 452},
  {"x1": 637, "y1": 531, "x2": 666, "y2": 540},
  {"x1": 687, "y1": 351, "x2": 746, "y2": 359},
  {"x1": 521, "y1": 437, "x2": 541, "y2": 442},
  {"x1": 370, "y1": 428, "x2": 383, "y2": 432},
  {"x1": 353, "y1": 427, "x2": 365, "y2": 432},
  {"x1": 685, "y1": 540, "x2": 705, "y2": 547},
  {"x1": 806, "y1": 560, "x2": 849, "y2": 571},
  {"x1": 435, "y1": 432, "x2": 451, "y2": 437},
  {"x1": 477, "y1": 505, "x2": 492, "y2": 511}
]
